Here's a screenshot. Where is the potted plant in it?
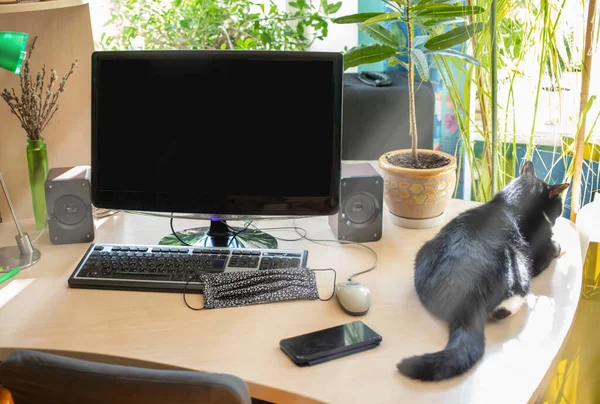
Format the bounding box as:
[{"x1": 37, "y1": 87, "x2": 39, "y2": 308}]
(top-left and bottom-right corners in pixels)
[
  {"x1": 334, "y1": 1, "x2": 484, "y2": 228},
  {"x1": 1, "y1": 37, "x2": 77, "y2": 230}
]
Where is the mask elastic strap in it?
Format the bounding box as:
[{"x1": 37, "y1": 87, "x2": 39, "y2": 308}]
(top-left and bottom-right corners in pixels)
[
  {"x1": 183, "y1": 276, "x2": 205, "y2": 311},
  {"x1": 311, "y1": 268, "x2": 337, "y2": 301}
]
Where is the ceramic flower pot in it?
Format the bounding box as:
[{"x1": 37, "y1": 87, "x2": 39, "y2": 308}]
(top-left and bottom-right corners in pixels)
[{"x1": 378, "y1": 149, "x2": 456, "y2": 229}]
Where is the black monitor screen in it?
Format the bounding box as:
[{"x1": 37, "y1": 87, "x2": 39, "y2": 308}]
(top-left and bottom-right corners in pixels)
[{"x1": 91, "y1": 50, "x2": 342, "y2": 217}]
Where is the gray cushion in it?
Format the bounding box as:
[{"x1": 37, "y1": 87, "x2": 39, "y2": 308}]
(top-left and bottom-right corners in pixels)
[{"x1": 0, "y1": 350, "x2": 251, "y2": 404}]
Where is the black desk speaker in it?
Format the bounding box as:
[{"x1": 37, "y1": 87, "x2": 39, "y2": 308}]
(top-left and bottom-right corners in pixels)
[
  {"x1": 329, "y1": 163, "x2": 383, "y2": 243},
  {"x1": 342, "y1": 70, "x2": 434, "y2": 160},
  {"x1": 45, "y1": 166, "x2": 95, "y2": 245}
]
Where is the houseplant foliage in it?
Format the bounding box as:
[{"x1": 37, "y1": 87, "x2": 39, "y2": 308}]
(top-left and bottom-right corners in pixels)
[
  {"x1": 439, "y1": 0, "x2": 594, "y2": 220},
  {"x1": 100, "y1": 0, "x2": 342, "y2": 51},
  {"x1": 334, "y1": 0, "x2": 484, "y2": 227},
  {"x1": 1, "y1": 37, "x2": 77, "y2": 230}
]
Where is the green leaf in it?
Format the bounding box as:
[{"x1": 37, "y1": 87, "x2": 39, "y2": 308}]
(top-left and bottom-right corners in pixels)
[
  {"x1": 387, "y1": 56, "x2": 401, "y2": 66},
  {"x1": 417, "y1": 5, "x2": 484, "y2": 19},
  {"x1": 361, "y1": 12, "x2": 403, "y2": 26},
  {"x1": 413, "y1": 35, "x2": 430, "y2": 48},
  {"x1": 333, "y1": 12, "x2": 388, "y2": 24},
  {"x1": 423, "y1": 17, "x2": 466, "y2": 27},
  {"x1": 417, "y1": 0, "x2": 455, "y2": 5},
  {"x1": 326, "y1": 2, "x2": 343, "y2": 14},
  {"x1": 411, "y1": 48, "x2": 429, "y2": 81},
  {"x1": 343, "y1": 44, "x2": 397, "y2": 70},
  {"x1": 391, "y1": 0, "x2": 407, "y2": 5},
  {"x1": 424, "y1": 48, "x2": 480, "y2": 66},
  {"x1": 259, "y1": 3, "x2": 264, "y2": 12},
  {"x1": 424, "y1": 22, "x2": 484, "y2": 50},
  {"x1": 390, "y1": 24, "x2": 407, "y2": 48},
  {"x1": 360, "y1": 24, "x2": 401, "y2": 48}
]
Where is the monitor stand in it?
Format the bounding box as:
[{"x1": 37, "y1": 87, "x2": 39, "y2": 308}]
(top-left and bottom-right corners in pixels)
[{"x1": 158, "y1": 219, "x2": 278, "y2": 249}]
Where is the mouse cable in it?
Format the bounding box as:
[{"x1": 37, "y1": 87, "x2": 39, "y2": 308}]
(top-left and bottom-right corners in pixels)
[
  {"x1": 249, "y1": 220, "x2": 378, "y2": 282},
  {"x1": 170, "y1": 214, "x2": 193, "y2": 246},
  {"x1": 291, "y1": 219, "x2": 378, "y2": 281},
  {"x1": 310, "y1": 268, "x2": 337, "y2": 301},
  {"x1": 248, "y1": 223, "x2": 308, "y2": 242}
]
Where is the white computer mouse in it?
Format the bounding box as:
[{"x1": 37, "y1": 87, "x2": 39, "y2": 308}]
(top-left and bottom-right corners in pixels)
[{"x1": 335, "y1": 281, "x2": 371, "y2": 316}]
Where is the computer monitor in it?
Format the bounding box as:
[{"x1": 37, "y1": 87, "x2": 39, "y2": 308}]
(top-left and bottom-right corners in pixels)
[{"x1": 91, "y1": 50, "x2": 343, "y2": 248}]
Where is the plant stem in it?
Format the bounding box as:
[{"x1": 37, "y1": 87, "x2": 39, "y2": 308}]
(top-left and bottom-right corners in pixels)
[
  {"x1": 407, "y1": 3, "x2": 418, "y2": 163},
  {"x1": 491, "y1": 0, "x2": 498, "y2": 194},
  {"x1": 570, "y1": 0, "x2": 596, "y2": 222}
]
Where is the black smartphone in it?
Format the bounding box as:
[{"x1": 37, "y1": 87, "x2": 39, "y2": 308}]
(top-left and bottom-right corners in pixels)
[{"x1": 279, "y1": 321, "x2": 382, "y2": 366}]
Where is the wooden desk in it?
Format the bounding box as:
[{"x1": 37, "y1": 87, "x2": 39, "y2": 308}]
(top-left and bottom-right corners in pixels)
[{"x1": 0, "y1": 199, "x2": 582, "y2": 403}]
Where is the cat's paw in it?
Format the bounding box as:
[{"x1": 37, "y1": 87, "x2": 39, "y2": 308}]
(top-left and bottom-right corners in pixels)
[{"x1": 552, "y1": 240, "x2": 562, "y2": 258}]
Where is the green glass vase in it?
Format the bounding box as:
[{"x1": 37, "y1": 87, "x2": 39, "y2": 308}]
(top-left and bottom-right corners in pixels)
[{"x1": 26, "y1": 138, "x2": 49, "y2": 230}]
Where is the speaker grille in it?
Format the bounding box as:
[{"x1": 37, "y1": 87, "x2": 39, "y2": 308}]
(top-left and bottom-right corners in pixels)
[
  {"x1": 343, "y1": 192, "x2": 379, "y2": 227},
  {"x1": 54, "y1": 195, "x2": 87, "y2": 226}
]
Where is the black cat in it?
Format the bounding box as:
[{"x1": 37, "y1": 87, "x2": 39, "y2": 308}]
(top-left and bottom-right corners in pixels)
[{"x1": 397, "y1": 161, "x2": 569, "y2": 382}]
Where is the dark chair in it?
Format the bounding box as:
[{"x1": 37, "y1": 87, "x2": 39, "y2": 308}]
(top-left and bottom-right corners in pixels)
[{"x1": 0, "y1": 350, "x2": 251, "y2": 404}]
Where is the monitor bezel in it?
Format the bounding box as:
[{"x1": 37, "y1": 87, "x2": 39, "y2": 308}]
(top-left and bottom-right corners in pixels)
[{"x1": 91, "y1": 49, "x2": 343, "y2": 217}]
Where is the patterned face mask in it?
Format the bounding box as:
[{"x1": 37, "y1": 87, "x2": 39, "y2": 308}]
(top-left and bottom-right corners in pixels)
[{"x1": 184, "y1": 268, "x2": 335, "y2": 310}]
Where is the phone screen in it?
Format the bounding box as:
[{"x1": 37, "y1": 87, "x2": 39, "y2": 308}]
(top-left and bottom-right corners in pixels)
[{"x1": 280, "y1": 321, "x2": 382, "y2": 362}]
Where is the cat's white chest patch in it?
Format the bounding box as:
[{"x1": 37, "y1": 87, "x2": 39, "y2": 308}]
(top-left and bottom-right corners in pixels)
[{"x1": 495, "y1": 295, "x2": 526, "y2": 317}]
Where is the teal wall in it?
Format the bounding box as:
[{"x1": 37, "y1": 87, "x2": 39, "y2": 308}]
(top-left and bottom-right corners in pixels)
[{"x1": 358, "y1": 0, "x2": 384, "y2": 72}]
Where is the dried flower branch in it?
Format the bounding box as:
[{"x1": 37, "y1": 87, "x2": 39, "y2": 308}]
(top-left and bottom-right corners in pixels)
[{"x1": 1, "y1": 37, "x2": 77, "y2": 141}]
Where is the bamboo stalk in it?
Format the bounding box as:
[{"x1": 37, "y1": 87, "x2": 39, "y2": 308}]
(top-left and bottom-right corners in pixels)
[
  {"x1": 467, "y1": 0, "x2": 492, "y2": 194},
  {"x1": 570, "y1": 0, "x2": 596, "y2": 222},
  {"x1": 491, "y1": 0, "x2": 498, "y2": 194},
  {"x1": 407, "y1": 3, "x2": 418, "y2": 163}
]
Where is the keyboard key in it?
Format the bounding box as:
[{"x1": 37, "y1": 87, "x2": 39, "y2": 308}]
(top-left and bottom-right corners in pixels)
[
  {"x1": 161, "y1": 248, "x2": 170, "y2": 253},
  {"x1": 192, "y1": 248, "x2": 203, "y2": 254},
  {"x1": 112, "y1": 246, "x2": 121, "y2": 251},
  {"x1": 170, "y1": 247, "x2": 179, "y2": 253},
  {"x1": 114, "y1": 272, "x2": 172, "y2": 281},
  {"x1": 232, "y1": 250, "x2": 242, "y2": 255},
  {"x1": 220, "y1": 250, "x2": 230, "y2": 255},
  {"x1": 121, "y1": 246, "x2": 130, "y2": 251},
  {"x1": 251, "y1": 251, "x2": 261, "y2": 255},
  {"x1": 138, "y1": 247, "x2": 148, "y2": 252},
  {"x1": 241, "y1": 251, "x2": 251, "y2": 255},
  {"x1": 94, "y1": 245, "x2": 104, "y2": 251},
  {"x1": 204, "y1": 259, "x2": 226, "y2": 271},
  {"x1": 179, "y1": 248, "x2": 188, "y2": 253},
  {"x1": 152, "y1": 247, "x2": 162, "y2": 252}
]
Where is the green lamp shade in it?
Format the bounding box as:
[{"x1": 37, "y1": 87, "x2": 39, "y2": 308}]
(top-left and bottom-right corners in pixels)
[{"x1": 0, "y1": 32, "x2": 28, "y2": 74}]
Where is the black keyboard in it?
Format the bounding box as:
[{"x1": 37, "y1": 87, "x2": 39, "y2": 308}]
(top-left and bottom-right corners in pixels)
[{"x1": 68, "y1": 243, "x2": 309, "y2": 293}]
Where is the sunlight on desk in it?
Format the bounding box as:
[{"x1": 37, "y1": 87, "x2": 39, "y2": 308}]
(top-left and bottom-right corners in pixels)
[{"x1": 0, "y1": 279, "x2": 35, "y2": 310}]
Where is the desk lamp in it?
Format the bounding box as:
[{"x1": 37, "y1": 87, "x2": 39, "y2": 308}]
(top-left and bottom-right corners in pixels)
[{"x1": 0, "y1": 31, "x2": 41, "y2": 270}]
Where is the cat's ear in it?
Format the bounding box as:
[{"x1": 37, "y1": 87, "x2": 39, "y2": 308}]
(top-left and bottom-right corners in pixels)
[
  {"x1": 549, "y1": 183, "x2": 569, "y2": 198},
  {"x1": 520, "y1": 161, "x2": 535, "y2": 181}
]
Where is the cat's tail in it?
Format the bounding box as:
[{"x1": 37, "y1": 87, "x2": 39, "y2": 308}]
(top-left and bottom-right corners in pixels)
[{"x1": 397, "y1": 306, "x2": 486, "y2": 382}]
